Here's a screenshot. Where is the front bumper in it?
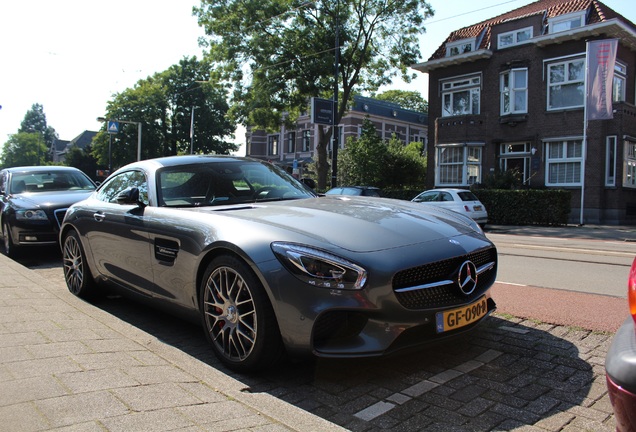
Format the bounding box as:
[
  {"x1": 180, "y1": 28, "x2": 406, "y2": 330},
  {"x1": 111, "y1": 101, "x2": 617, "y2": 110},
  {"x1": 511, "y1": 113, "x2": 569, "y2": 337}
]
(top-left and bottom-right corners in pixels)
[
  {"x1": 6, "y1": 219, "x2": 60, "y2": 246},
  {"x1": 606, "y1": 317, "x2": 636, "y2": 431},
  {"x1": 264, "y1": 235, "x2": 498, "y2": 358}
]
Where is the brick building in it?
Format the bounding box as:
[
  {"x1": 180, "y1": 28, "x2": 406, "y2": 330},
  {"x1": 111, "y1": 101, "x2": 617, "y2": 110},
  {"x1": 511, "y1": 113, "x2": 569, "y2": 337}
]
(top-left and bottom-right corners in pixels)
[
  {"x1": 245, "y1": 95, "x2": 428, "y2": 175},
  {"x1": 413, "y1": 0, "x2": 636, "y2": 224}
]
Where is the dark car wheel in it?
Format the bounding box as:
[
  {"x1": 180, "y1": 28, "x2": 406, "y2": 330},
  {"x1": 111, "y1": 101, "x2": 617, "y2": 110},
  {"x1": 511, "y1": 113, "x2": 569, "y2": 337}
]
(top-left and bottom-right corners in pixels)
[
  {"x1": 200, "y1": 255, "x2": 284, "y2": 371},
  {"x1": 62, "y1": 230, "x2": 96, "y2": 299},
  {"x1": 2, "y1": 222, "x2": 18, "y2": 258}
]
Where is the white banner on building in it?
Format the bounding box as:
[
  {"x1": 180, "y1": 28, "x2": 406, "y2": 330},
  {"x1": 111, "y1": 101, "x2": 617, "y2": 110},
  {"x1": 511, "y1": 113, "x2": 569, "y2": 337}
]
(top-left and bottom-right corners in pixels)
[{"x1": 586, "y1": 39, "x2": 618, "y2": 121}]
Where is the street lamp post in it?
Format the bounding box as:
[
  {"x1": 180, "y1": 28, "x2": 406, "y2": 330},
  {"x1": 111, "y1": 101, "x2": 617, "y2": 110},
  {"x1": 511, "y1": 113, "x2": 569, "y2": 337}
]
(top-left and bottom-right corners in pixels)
[{"x1": 97, "y1": 117, "x2": 142, "y2": 163}]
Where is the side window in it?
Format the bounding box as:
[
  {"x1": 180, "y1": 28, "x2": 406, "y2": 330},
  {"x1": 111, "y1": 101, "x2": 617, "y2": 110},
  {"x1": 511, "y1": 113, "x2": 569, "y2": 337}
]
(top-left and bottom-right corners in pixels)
[
  {"x1": 96, "y1": 170, "x2": 148, "y2": 205},
  {"x1": 0, "y1": 172, "x2": 6, "y2": 194},
  {"x1": 419, "y1": 192, "x2": 439, "y2": 202},
  {"x1": 441, "y1": 192, "x2": 454, "y2": 202}
]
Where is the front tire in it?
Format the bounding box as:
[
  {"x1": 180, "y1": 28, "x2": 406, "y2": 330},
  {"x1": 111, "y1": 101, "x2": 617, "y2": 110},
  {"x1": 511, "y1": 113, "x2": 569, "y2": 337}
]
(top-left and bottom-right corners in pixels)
[
  {"x1": 200, "y1": 255, "x2": 283, "y2": 371},
  {"x1": 62, "y1": 230, "x2": 96, "y2": 299},
  {"x1": 2, "y1": 222, "x2": 18, "y2": 258}
]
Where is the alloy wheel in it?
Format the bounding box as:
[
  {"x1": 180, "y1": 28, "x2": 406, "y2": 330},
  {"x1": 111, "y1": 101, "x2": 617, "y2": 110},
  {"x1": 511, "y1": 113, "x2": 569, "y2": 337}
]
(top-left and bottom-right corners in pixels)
[
  {"x1": 203, "y1": 266, "x2": 257, "y2": 362},
  {"x1": 63, "y1": 234, "x2": 85, "y2": 295}
]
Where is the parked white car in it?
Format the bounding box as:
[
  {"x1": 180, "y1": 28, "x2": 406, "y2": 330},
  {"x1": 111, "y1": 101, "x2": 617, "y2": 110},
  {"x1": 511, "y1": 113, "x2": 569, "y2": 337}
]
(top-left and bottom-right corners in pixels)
[{"x1": 412, "y1": 188, "x2": 488, "y2": 226}]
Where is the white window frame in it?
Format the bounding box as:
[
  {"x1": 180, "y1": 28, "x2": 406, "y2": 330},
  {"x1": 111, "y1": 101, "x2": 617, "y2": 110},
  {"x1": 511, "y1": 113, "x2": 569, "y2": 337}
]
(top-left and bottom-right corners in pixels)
[
  {"x1": 606, "y1": 136, "x2": 617, "y2": 187},
  {"x1": 547, "y1": 57, "x2": 585, "y2": 111},
  {"x1": 548, "y1": 11, "x2": 585, "y2": 33},
  {"x1": 287, "y1": 131, "x2": 296, "y2": 154},
  {"x1": 498, "y1": 27, "x2": 533, "y2": 48},
  {"x1": 268, "y1": 134, "x2": 279, "y2": 156},
  {"x1": 301, "y1": 130, "x2": 311, "y2": 152},
  {"x1": 441, "y1": 74, "x2": 481, "y2": 117},
  {"x1": 500, "y1": 68, "x2": 528, "y2": 115},
  {"x1": 446, "y1": 38, "x2": 476, "y2": 57},
  {"x1": 545, "y1": 138, "x2": 583, "y2": 186},
  {"x1": 499, "y1": 142, "x2": 532, "y2": 184},
  {"x1": 624, "y1": 139, "x2": 636, "y2": 189},
  {"x1": 435, "y1": 144, "x2": 483, "y2": 186},
  {"x1": 613, "y1": 61, "x2": 627, "y2": 102}
]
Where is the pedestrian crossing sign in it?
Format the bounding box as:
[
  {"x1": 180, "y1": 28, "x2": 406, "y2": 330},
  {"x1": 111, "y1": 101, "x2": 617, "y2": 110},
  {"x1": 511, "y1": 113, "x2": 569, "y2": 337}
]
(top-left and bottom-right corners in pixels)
[{"x1": 107, "y1": 121, "x2": 119, "y2": 134}]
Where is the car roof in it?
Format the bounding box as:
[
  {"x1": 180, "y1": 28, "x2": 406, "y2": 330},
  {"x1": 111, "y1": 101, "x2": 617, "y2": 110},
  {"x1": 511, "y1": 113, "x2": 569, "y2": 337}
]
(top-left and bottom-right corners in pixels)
[
  {"x1": 116, "y1": 155, "x2": 260, "y2": 172},
  {"x1": 3, "y1": 166, "x2": 83, "y2": 173}
]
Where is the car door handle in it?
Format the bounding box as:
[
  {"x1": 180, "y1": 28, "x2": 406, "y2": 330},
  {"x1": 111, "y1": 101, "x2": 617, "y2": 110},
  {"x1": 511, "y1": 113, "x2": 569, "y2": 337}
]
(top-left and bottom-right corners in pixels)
[{"x1": 93, "y1": 212, "x2": 105, "y2": 222}]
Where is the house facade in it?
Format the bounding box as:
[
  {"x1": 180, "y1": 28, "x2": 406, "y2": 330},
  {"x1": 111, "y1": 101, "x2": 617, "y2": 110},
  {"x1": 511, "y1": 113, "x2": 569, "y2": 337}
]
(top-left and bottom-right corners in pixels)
[
  {"x1": 413, "y1": 0, "x2": 636, "y2": 224},
  {"x1": 245, "y1": 95, "x2": 428, "y2": 175}
]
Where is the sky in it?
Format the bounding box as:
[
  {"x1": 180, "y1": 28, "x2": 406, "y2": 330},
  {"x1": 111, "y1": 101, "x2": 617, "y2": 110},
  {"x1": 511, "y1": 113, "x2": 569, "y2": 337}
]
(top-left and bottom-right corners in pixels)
[{"x1": 1, "y1": 0, "x2": 634, "y2": 154}]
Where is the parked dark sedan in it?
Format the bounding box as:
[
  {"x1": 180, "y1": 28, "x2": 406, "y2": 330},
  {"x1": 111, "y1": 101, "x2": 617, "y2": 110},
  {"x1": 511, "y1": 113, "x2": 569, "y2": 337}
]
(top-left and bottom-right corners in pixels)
[
  {"x1": 0, "y1": 166, "x2": 96, "y2": 257},
  {"x1": 605, "y1": 257, "x2": 636, "y2": 431},
  {"x1": 60, "y1": 155, "x2": 497, "y2": 371}
]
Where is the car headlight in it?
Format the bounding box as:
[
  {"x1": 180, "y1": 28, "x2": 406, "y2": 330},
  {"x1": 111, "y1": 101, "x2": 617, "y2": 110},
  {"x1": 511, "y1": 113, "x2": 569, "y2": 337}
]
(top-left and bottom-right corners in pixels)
[
  {"x1": 15, "y1": 209, "x2": 48, "y2": 221},
  {"x1": 272, "y1": 242, "x2": 367, "y2": 290}
]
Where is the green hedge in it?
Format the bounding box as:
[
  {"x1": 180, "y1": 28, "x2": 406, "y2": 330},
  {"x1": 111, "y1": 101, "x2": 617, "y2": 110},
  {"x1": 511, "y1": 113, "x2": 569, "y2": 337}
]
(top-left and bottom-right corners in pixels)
[
  {"x1": 381, "y1": 188, "x2": 422, "y2": 201},
  {"x1": 472, "y1": 189, "x2": 571, "y2": 226}
]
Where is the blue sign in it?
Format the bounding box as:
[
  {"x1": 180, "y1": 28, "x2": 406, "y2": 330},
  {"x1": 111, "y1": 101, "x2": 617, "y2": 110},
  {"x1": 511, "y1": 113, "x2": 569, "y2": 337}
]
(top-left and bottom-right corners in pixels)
[{"x1": 107, "y1": 121, "x2": 119, "y2": 134}]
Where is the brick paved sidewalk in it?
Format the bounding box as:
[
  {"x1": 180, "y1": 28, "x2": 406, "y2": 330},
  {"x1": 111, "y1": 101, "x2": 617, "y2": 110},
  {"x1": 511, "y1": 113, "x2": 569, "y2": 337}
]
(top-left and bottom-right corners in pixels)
[{"x1": 0, "y1": 254, "x2": 344, "y2": 432}]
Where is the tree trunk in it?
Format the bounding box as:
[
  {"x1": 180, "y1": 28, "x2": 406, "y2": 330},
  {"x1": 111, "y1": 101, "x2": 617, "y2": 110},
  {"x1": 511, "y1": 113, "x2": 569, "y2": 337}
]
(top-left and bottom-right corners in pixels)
[{"x1": 316, "y1": 126, "x2": 332, "y2": 190}]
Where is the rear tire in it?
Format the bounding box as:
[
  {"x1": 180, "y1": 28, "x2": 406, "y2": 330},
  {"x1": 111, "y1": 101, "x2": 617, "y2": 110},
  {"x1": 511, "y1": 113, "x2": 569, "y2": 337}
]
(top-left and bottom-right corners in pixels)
[
  {"x1": 200, "y1": 255, "x2": 284, "y2": 372},
  {"x1": 62, "y1": 230, "x2": 96, "y2": 299}
]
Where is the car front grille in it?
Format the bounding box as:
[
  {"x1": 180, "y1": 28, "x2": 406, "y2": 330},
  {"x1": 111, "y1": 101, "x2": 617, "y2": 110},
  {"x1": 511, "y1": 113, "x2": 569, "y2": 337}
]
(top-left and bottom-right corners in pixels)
[
  {"x1": 54, "y1": 208, "x2": 68, "y2": 228},
  {"x1": 393, "y1": 247, "x2": 497, "y2": 310}
]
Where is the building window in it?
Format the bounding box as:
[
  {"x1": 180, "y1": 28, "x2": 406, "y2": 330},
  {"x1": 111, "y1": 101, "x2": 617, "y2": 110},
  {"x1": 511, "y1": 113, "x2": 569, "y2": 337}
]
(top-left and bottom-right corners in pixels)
[
  {"x1": 287, "y1": 131, "x2": 296, "y2": 153},
  {"x1": 545, "y1": 139, "x2": 583, "y2": 186},
  {"x1": 500, "y1": 68, "x2": 528, "y2": 115},
  {"x1": 268, "y1": 135, "x2": 279, "y2": 156},
  {"x1": 613, "y1": 62, "x2": 627, "y2": 102},
  {"x1": 436, "y1": 145, "x2": 483, "y2": 186},
  {"x1": 446, "y1": 38, "x2": 475, "y2": 57},
  {"x1": 547, "y1": 58, "x2": 584, "y2": 110},
  {"x1": 606, "y1": 136, "x2": 617, "y2": 187},
  {"x1": 548, "y1": 11, "x2": 585, "y2": 33},
  {"x1": 499, "y1": 142, "x2": 532, "y2": 184},
  {"x1": 441, "y1": 75, "x2": 481, "y2": 117},
  {"x1": 624, "y1": 139, "x2": 636, "y2": 188},
  {"x1": 301, "y1": 130, "x2": 311, "y2": 152},
  {"x1": 498, "y1": 27, "x2": 532, "y2": 48}
]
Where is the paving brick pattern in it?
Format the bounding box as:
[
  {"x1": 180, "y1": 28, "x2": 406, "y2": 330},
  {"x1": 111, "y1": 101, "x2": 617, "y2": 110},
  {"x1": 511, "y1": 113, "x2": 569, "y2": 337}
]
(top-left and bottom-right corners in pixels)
[{"x1": 8, "y1": 254, "x2": 619, "y2": 432}]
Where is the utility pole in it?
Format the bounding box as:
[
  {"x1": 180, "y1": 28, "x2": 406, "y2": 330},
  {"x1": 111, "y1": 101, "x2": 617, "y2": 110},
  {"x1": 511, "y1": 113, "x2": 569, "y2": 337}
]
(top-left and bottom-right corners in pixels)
[{"x1": 331, "y1": 0, "x2": 340, "y2": 188}]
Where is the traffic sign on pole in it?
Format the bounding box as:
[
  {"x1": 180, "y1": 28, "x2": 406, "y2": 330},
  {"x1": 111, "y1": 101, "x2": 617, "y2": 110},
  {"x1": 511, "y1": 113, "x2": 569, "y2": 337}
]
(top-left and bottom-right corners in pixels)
[{"x1": 107, "y1": 121, "x2": 119, "y2": 134}]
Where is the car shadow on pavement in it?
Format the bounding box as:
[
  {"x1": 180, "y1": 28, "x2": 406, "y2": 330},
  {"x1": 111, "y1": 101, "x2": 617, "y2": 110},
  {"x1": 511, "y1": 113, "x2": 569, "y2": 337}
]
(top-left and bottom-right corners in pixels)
[{"x1": 90, "y1": 294, "x2": 607, "y2": 431}]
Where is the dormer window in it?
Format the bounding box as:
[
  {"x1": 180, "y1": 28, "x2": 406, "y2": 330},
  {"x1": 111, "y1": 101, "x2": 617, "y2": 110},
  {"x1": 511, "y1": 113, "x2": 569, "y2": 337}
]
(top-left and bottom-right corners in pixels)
[
  {"x1": 498, "y1": 27, "x2": 533, "y2": 48},
  {"x1": 548, "y1": 11, "x2": 585, "y2": 33},
  {"x1": 446, "y1": 38, "x2": 475, "y2": 57}
]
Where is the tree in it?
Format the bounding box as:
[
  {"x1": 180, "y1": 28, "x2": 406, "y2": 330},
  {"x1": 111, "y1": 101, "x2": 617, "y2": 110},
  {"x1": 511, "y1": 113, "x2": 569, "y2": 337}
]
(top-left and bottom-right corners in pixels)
[
  {"x1": 336, "y1": 118, "x2": 426, "y2": 189},
  {"x1": 19, "y1": 103, "x2": 58, "y2": 162},
  {"x1": 91, "y1": 57, "x2": 236, "y2": 171},
  {"x1": 373, "y1": 89, "x2": 428, "y2": 113},
  {"x1": 337, "y1": 118, "x2": 387, "y2": 187},
  {"x1": 194, "y1": 0, "x2": 434, "y2": 189},
  {"x1": 0, "y1": 132, "x2": 48, "y2": 167},
  {"x1": 64, "y1": 145, "x2": 99, "y2": 181}
]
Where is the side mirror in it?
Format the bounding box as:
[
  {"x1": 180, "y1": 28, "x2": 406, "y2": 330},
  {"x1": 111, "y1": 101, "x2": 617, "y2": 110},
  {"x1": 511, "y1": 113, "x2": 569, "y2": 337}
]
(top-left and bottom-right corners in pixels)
[
  {"x1": 116, "y1": 187, "x2": 144, "y2": 206},
  {"x1": 300, "y1": 178, "x2": 316, "y2": 189}
]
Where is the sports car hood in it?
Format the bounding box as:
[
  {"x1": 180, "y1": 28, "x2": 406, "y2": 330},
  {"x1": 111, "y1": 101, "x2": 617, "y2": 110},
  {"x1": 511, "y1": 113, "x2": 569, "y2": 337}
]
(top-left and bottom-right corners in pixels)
[
  {"x1": 9, "y1": 190, "x2": 95, "y2": 209},
  {"x1": 201, "y1": 196, "x2": 484, "y2": 252}
]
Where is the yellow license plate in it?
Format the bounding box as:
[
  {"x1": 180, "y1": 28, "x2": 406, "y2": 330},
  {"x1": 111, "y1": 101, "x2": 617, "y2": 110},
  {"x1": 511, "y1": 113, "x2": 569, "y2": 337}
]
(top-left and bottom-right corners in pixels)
[{"x1": 436, "y1": 297, "x2": 488, "y2": 333}]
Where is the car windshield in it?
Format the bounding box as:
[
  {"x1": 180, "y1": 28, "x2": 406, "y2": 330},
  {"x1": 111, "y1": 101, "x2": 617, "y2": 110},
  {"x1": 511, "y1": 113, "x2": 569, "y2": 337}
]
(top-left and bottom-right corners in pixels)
[
  {"x1": 11, "y1": 171, "x2": 95, "y2": 193},
  {"x1": 158, "y1": 160, "x2": 316, "y2": 207}
]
